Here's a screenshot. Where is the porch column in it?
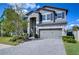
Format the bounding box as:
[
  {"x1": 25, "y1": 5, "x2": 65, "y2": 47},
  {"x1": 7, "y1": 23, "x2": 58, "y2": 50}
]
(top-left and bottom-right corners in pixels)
[
  {"x1": 27, "y1": 17, "x2": 30, "y2": 35},
  {"x1": 36, "y1": 13, "x2": 40, "y2": 35}
]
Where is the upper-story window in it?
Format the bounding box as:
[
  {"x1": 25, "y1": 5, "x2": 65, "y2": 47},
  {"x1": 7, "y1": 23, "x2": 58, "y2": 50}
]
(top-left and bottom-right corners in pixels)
[
  {"x1": 57, "y1": 12, "x2": 64, "y2": 18},
  {"x1": 62, "y1": 12, "x2": 64, "y2": 18},
  {"x1": 42, "y1": 13, "x2": 54, "y2": 21},
  {"x1": 47, "y1": 14, "x2": 52, "y2": 20},
  {"x1": 42, "y1": 15, "x2": 46, "y2": 20}
]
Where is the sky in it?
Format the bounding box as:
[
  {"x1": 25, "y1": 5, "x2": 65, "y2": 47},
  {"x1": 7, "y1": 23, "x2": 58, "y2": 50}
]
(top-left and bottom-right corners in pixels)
[{"x1": 0, "y1": 3, "x2": 79, "y2": 29}]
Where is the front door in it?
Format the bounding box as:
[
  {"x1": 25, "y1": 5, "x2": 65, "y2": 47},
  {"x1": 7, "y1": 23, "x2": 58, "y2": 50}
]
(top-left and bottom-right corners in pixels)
[{"x1": 30, "y1": 17, "x2": 36, "y2": 37}]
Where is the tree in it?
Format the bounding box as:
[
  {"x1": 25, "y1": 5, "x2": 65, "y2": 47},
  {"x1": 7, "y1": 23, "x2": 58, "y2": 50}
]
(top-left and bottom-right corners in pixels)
[
  {"x1": 2, "y1": 8, "x2": 27, "y2": 36},
  {"x1": 10, "y1": 4, "x2": 28, "y2": 35},
  {"x1": 72, "y1": 25, "x2": 79, "y2": 31},
  {"x1": 0, "y1": 14, "x2": 5, "y2": 37}
]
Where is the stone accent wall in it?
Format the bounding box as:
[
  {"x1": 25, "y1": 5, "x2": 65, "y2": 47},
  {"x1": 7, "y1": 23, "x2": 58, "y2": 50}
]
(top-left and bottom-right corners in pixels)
[{"x1": 27, "y1": 13, "x2": 39, "y2": 35}]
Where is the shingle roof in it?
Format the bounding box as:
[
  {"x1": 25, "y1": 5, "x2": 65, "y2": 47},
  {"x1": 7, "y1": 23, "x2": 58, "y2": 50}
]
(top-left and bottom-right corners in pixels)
[
  {"x1": 26, "y1": 6, "x2": 68, "y2": 15},
  {"x1": 43, "y1": 6, "x2": 68, "y2": 11}
]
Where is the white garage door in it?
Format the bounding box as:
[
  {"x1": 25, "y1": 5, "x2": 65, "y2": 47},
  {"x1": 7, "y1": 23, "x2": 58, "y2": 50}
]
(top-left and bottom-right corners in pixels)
[{"x1": 40, "y1": 29, "x2": 62, "y2": 39}]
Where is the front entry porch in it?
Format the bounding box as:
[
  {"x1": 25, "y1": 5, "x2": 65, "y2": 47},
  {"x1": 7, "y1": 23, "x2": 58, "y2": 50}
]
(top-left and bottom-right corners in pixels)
[{"x1": 29, "y1": 17, "x2": 36, "y2": 37}]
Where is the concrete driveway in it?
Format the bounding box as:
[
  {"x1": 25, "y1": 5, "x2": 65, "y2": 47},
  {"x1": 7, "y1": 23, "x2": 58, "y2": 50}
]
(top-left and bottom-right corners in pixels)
[{"x1": 0, "y1": 38, "x2": 66, "y2": 55}]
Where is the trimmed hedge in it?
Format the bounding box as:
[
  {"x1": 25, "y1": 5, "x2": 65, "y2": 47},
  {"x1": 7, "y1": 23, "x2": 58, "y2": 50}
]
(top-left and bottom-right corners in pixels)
[{"x1": 62, "y1": 36, "x2": 76, "y2": 43}]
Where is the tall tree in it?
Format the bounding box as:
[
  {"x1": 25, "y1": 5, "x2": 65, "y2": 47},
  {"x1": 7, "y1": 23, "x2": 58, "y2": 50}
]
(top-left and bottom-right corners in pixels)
[
  {"x1": 11, "y1": 4, "x2": 28, "y2": 35},
  {"x1": 2, "y1": 8, "x2": 27, "y2": 36}
]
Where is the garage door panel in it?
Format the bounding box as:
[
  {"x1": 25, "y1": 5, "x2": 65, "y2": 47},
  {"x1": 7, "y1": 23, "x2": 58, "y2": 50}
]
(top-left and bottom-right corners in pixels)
[{"x1": 40, "y1": 30, "x2": 62, "y2": 39}]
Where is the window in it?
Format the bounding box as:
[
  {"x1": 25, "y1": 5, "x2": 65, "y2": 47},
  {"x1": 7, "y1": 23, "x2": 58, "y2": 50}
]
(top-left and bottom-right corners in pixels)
[
  {"x1": 57, "y1": 13, "x2": 62, "y2": 18},
  {"x1": 42, "y1": 13, "x2": 55, "y2": 21},
  {"x1": 62, "y1": 12, "x2": 64, "y2": 18},
  {"x1": 57, "y1": 12, "x2": 64, "y2": 18},
  {"x1": 51, "y1": 13, "x2": 54, "y2": 20},
  {"x1": 42, "y1": 15, "x2": 46, "y2": 20},
  {"x1": 47, "y1": 14, "x2": 52, "y2": 20}
]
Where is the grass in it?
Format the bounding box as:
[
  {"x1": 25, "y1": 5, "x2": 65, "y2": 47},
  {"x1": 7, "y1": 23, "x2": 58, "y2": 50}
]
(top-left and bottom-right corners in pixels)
[
  {"x1": 0, "y1": 37, "x2": 19, "y2": 46},
  {"x1": 64, "y1": 42, "x2": 79, "y2": 55}
]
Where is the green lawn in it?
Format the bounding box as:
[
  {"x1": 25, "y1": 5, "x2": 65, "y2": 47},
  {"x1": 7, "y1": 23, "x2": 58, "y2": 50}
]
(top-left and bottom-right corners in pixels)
[
  {"x1": 64, "y1": 42, "x2": 79, "y2": 55},
  {"x1": 0, "y1": 37, "x2": 19, "y2": 46}
]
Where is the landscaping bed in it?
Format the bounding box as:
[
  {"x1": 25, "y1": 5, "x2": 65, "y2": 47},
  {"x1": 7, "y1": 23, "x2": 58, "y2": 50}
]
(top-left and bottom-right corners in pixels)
[{"x1": 0, "y1": 37, "x2": 19, "y2": 46}]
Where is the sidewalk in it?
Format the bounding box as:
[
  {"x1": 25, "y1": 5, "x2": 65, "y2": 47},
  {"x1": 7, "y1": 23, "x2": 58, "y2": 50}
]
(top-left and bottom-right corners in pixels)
[{"x1": 0, "y1": 44, "x2": 12, "y2": 49}]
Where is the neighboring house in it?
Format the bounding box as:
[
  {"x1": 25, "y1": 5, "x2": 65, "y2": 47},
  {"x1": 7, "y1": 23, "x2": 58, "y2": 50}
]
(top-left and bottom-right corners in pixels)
[
  {"x1": 73, "y1": 30, "x2": 79, "y2": 41},
  {"x1": 26, "y1": 6, "x2": 68, "y2": 39}
]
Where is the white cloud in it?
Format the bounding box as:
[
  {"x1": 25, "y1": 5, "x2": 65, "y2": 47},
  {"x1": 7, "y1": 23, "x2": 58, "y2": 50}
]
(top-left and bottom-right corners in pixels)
[
  {"x1": 76, "y1": 19, "x2": 79, "y2": 21},
  {"x1": 65, "y1": 24, "x2": 73, "y2": 30},
  {"x1": 70, "y1": 24, "x2": 79, "y2": 27},
  {"x1": 36, "y1": 5, "x2": 40, "y2": 8},
  {"x1": 65, "y1": 23, "x2": 79, "y2": 30},
  {"x1": 26, "y1": 3, "x2": 36, "y2": 9},
  {"x1": 9, "y1": 3, "x2": 39, "y2": 11},
  {"x1": 66, "y1": 18, "x2": 79, "y2": 29},
  {"x1": 22, "y1": 9, "x2": 28, "y2": 14},
  {"x1": 69, "y1": 24, "x2": 75, "y2": 27},
  {"x1": 9, "y1": 3, "x2": 40, "y2": 15},
  {"x1": 67, "y1": 23, "x2": 79, "y2": 28}
]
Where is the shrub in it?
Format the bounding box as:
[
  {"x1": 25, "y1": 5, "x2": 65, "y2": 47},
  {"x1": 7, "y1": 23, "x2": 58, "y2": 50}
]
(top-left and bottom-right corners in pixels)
[
  {"x1": 29, "y1": 33, "x2": 32, "y2": 37},
  {"x1": 62, "y1": 36, "x2": 76, "y2": 43},
  {"x1": 10, "y1": 36, "x2": 19, "y2": 42},
  {"x1": 3, "y1": 32, "x2": 12, "y2": 37},
  {"x1": 21, "y1": 33, "x2": 29, "y2": 41},
  {"x1": 67, "y1": 32, "x2": 74, "y2": 36},
  {"x1": 10, "y1": 33, "x2": 28, "y2": 42},
  {"x1": 35, "y1": 34, "x2": 39, "y2": 38}
]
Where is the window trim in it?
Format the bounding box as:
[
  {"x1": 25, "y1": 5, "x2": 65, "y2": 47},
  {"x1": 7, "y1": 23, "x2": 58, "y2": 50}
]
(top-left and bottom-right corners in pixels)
[
  {"x1": 47, "y1": 13, "x2": 52, "y2": 20},
  {"x1": 57, "y1": 12, "x2": 64, "y2": 18},
  {"x1": 42, "y1": 13, "x2": 55, "y2": 23},
  {"x1": 42, "y1": 15, "x2": 46, "y2": 20}
]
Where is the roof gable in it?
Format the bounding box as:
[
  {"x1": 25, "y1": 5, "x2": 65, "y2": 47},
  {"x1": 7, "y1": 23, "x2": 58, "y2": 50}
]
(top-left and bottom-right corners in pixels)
[
  {"x1": 37, "y1": 6, "x2": 68, "y2": 11},
  {"x1": 26, "y1": 6, "x2": 68, "y2": 15}
]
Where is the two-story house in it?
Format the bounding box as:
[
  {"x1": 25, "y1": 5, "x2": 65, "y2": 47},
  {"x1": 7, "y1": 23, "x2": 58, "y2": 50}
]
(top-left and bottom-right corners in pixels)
[{"x1": 27, "y1": 6, "x2": 68, "y2": 39}]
